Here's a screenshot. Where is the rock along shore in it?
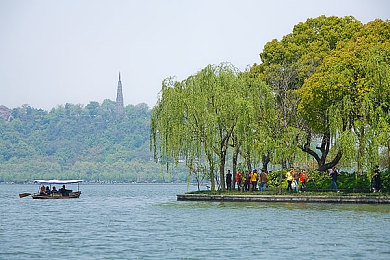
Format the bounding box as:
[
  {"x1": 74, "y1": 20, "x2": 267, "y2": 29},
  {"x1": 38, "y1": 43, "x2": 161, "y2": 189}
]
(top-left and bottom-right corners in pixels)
[{"x1": 177, "y1": 194, "x2": 390, "y2": 204}]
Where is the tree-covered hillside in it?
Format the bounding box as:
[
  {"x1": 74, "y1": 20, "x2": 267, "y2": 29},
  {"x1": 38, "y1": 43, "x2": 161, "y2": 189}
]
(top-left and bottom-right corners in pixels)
[{"x1": 0, "y1": 100, "x2": 187, "y2": 182}]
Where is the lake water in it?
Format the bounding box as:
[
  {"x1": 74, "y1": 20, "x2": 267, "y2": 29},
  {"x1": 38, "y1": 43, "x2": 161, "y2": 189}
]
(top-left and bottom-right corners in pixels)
[{"x1": 1, "y1": 184, "x2": 390, "y2": 259}]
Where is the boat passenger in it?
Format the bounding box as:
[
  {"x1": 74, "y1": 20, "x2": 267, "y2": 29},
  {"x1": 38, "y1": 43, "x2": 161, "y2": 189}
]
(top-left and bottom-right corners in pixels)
[
  {"x1": 52, "y1": 186, "x2": 58, "y2": 194},
  {"x1": 59, "y1": 185, "x2": 67, "y2": 196},
  {"x1": 40, "y1": 185, "x2": 46, "y2": 195},
  {"x1": 46, "y1": 186, "x2": 51, "y2": 195}
]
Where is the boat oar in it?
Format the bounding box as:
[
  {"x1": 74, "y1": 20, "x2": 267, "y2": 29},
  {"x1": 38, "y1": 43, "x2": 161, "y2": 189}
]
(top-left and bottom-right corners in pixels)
[{"x1": 19, "y1": 193, "x2": 31, "y2": 198}]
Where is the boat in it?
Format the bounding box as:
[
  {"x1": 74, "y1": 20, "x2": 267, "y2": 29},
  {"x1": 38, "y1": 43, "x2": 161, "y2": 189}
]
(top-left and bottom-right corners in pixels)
[{"x1": 19, "y1": 180, "x2": 83, "y2": 199}]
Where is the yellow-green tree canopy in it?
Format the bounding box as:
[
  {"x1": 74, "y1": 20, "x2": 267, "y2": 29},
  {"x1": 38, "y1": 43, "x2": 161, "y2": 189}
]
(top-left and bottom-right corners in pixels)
[
  {"x1": 151, "y1": 63, "x2": 276, "y2": 188},
  {"x1": 299, "y1": 19, "x2": 390, "y2": 170},
  {"x1": 252, "y1": 15, "x2": 364, "y2": 171}
]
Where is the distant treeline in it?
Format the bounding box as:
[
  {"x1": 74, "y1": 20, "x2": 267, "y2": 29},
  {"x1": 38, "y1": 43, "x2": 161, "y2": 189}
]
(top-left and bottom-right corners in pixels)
[{"x1": 0, "y1": 100, "x2": 188, "y2": 182}]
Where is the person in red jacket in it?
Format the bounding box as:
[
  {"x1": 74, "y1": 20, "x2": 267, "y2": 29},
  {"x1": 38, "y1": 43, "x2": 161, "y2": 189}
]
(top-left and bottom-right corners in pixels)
[
  {"x1": 299, "y1": 169, "x2": 308, "y2": 192},
  {"x1": 235, "y1": 169, "x2": 242, "y2": 191}
]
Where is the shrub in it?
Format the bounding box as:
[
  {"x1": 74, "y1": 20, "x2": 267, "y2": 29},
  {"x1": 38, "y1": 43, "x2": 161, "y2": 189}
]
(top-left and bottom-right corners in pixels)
[{"x1": 267, "y1": 169, "x2": 388, "y2": 193}]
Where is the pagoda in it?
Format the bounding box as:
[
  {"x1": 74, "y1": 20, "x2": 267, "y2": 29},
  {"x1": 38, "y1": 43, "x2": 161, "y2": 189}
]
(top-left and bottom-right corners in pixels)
[{"x1": 116, "y1": 72, "x2": 124, "y2": 117}]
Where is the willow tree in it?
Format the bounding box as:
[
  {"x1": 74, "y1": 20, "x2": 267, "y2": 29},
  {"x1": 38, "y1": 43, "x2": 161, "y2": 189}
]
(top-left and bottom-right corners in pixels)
[
  {"x1": 238, "y1": 70, "x2": 279, "y2": 171},
  {"x1": 298, "y1": 19, "x2": 390, "y2": 173},
  {"x1": 151, "y1": 63, "x2": 251, "y2": 190},
  {"x1": 151, "y1": 77, "x2": 217, "y2": 188},
  {"x1": 150, "y1": 78, "x2": 188, "y2": 167},
  {"x1": 358, "y1": 20, "x2": 390, "y2": 170},
  {"x1": 253, "y1": 15, "x2": 363, "y2": 171},
  {"x1": 181, "y1": 74, "x2": 216, "y2": 189}
]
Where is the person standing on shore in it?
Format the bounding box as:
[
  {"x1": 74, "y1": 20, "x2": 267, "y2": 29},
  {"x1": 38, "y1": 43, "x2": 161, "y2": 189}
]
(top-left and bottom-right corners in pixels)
[
  {"x1": 244, "y1": 171, "x2": 250, "y2": 191},
  {"x1": 235, "y1": 169, "x2": 242, "y2": 191},
  {"x1": 329, "y1": 167, "x2": 340, "y2": 192},
  {"x1": 226, "y1": 170, "x2": 232, "y2": 191},
  {"x1": 372, "y1": 165, "x2": 381, "y2": 192},
  {"x1": 299, "y1": 169, "x2": 308, "y2": 192},
  {"x1": 259, "y1": 169, "x2": 268, "y2": 191},
  {"x1": 251, "y1": 169, "x2": 258, "y2": 191},
  {"x1": 286, "y1": 169, "x2": 293, "y2": 192},
  {"x1": 293, "y1": 168, "x2": 299, "y2": 192}
]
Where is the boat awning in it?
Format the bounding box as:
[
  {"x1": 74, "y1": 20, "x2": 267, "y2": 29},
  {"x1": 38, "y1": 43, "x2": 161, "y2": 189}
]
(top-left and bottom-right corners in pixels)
[{"x1": 33, "y1": 180, "x2": 83, "y2": 185}]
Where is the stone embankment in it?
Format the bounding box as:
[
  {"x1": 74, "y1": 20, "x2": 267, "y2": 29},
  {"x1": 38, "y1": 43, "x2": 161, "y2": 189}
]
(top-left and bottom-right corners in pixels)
[{"x1": 177, "y1": 194, "x2": 390, "y2": 204}]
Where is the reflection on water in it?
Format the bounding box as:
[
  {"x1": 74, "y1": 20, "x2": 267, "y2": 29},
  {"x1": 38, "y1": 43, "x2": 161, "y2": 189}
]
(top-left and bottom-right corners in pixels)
[
  {"x1": 171, "y1": 199, "x2": 390, "y2": 213},
  {"x1": 1, "y1": 184, "x2": 390, "y2": 259}
]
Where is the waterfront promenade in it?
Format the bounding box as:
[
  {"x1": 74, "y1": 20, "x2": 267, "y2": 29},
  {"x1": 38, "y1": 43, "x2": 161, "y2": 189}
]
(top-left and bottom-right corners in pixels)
[{"x1": 177, "y1": 193, "x2": 390, "y2": 204}]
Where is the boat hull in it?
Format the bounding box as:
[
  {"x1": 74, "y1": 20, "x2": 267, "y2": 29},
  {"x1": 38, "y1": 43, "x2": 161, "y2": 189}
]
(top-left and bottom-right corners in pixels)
[{"x1": 31, "y1": 191, "x2": 81, "y2": 199}]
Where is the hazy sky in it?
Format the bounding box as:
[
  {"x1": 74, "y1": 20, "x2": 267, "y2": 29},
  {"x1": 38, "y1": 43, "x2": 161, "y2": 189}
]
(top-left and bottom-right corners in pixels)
[{"x1": 0, "y1": 0, "x2": 389, "y2": 110}]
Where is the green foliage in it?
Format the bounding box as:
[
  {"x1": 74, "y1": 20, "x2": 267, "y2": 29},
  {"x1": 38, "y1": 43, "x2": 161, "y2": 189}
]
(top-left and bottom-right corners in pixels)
[
  {"x1": 265, "y1": 170, "x2": 282, "y2": 188},
  {"x1": 380, "y1": 170, "x2": 390, "y2": 192},
  {"x1": 253, "y1": 16, "x2": 365, "y2": 171},
  {"x1": 265, "y1": 169, "x2": 390, "y2": 193},
  {"x1": 151, "y1": 63, "x2": 278, "y2": 189},
  {"x1": 0, "y1": 102, "x2": 188, "y2": 183},
  {"x1": 299, "y1": 19, "x2": 390, "y2": 172},
  {"x1": 151, "y1": 16, "x2": 390, "y2": 186}
]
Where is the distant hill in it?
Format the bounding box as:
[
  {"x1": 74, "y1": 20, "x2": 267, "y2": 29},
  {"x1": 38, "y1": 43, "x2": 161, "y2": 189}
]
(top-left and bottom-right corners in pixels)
[
  {"x1": 0, "y1": 105, "x2": 12, "y2": 121},
  {"x1": 0, "y1": 101, "x2": 188, "y2": 183}
]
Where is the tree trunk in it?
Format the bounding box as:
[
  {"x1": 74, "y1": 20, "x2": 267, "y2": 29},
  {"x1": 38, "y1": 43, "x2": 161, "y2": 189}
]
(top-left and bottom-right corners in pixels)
[
  {"x1": 246, "y1": 150, "x2": 252, "y2": 172},
  {"x1": 278, "y1": 165, "x2": 284, "y2": 194},
  {"x1": 281, "y1": 159, "x2": 287, "y2": 169},
  {"x1": 206, "y1": 150, "x2": 215, "y2": 190},
  {"x1": 301, "y1": 132, "x2": 343, "y2": 172},
  {"x1": 219, "y1": 149, "x2": 226, "y2": 191},
  {"x1": 357, "y1": 127, "x2": 365, "y2": 176},
  {"x1": 388, "y1": 139, "x2": 390, "y2": 170},
  {"x1": 232, "y1": 144, "x2": 239, "y2": 190},
  {"x1": 262, "y1": 153, "x2": 270, "y2": 171},
  {"x1": 210, "y1": 169, "x2": 215, "y2": 190},
  {"x1": 317, "y1": 151, "x2": 342, "y2": 172}
]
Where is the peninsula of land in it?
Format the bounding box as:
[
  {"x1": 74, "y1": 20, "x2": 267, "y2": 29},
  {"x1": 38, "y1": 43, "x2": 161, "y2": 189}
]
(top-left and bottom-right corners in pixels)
[{"x1": 177, "y1": 193, "x2": 390, "y2": 204}]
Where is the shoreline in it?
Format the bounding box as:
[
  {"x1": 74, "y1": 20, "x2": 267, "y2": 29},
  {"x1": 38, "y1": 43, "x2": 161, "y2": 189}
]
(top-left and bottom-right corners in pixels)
[{"x1": 177, "y1": 194, "x2": 390, "y2": 204}]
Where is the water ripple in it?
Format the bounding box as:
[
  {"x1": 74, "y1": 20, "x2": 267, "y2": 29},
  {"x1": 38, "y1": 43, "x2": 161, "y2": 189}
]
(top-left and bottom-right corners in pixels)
[{"x1": 1, "y1": 184, "x2": 390, "y2": 259}]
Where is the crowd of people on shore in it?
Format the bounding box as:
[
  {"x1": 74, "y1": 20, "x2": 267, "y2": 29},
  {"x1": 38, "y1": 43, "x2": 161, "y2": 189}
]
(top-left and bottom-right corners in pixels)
[
  {"x1": 224, "y1": 166, "x2": 382, "y2": 193},
  {"x1": 225, "y1": 168, "x2": 270, "y2": 192},
  {"x1": 285, "y1": 168, "x2": 309, "y2": 192},
  {"x1": 225, "y1": 168, "x2": 309, "y2": 192}
]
